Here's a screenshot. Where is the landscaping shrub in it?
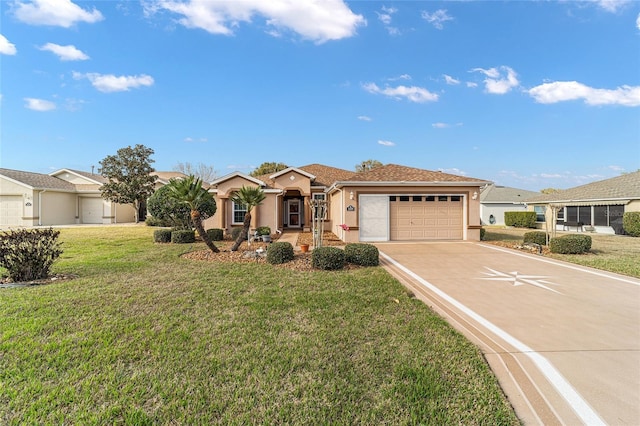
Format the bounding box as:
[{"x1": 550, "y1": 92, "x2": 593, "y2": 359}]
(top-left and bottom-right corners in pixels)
[
  {"x1": 504, "y1": 211, "x2": 537, "y2": 228},
  {"x1": 266, "y1": 242, "x2": 294, "y2": 264},
  {"x1": 549, "y1": 234, "x2": 592, "y2": 254},
  {"x1": 256, "y1": 226, "x2": 271, "y2": 236},
  {"x1": 523, "y1": 231, "x2": 547, "y2": 246},
  {"x1": 153, "y1": 229, "x2": 172, "y2": 243},
  {"x1": 145, "y1": 215, "x2": 172, "y2": 227},
  {"x1": 206, "y1": 228, "x2": 224, "y2": 241},
  {"x1": 171, "y1": 230, "x2": 195, "y2": 244},
  {"x1": 480, "y1": 228, "x2": 486, "y2": 241},
  {"x1": 344, "y1": 243, "x2": 379, "y2": 266},
  {"x1": 312, "y1": 247, "x2": 345, "y2": 270},
  {"x1": 231, "y1": 227, "x2": 247, "y2": 241},
  {"x1": 0, "y1": 228, "x2": 63, "y2": 282},
  {"x1": 147, "y1": 184, "x2": 216, "y2": 230},
  {"x1": 623, "y1": 212, "x2": 640, "y2": 237}
]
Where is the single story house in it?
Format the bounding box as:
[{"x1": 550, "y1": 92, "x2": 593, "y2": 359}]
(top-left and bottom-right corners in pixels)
[
  {"x1": 204, "y1": 163, "x2": 489, "y2": 242},
  {"x1": 524, "y1": 171, "x2": 640, "y2": 235},
  {"x1": 0, "y1": 168, "x2": 183, "y2": 227},
  {"x1": 479, "y1": 184, "x2": 540, "y2": 226}
]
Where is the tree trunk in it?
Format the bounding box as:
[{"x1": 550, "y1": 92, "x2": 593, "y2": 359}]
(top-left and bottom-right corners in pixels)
[
  {"x1": 192, "y1": 210, "x2": 219, "y2": 253},
  {"x1": 230, "y1": 212, "x2": 252, "y2": 252}
]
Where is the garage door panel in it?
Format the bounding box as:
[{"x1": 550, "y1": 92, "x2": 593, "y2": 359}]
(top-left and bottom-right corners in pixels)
[
  {"x1": 0, "y1": 196, "x2": 23, "y2": 226},
  {"x1": 390, "y1": 196, "x2": 463, "y2": 241},
  {"x1": 81, "y1": 198, "x2": 104, "y2": 224}
]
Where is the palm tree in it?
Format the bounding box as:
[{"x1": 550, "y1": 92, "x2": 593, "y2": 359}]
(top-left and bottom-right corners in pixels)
[
  {"x1": 166, "y1": 175, "x2": 219, "y2": 253},
  {"x1": 230, "y1": 185, "x2": 266, "y2": 252}
]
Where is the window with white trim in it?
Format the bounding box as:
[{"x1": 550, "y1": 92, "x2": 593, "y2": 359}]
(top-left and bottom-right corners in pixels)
[
  {"x1": 232, "y1": 201, "x2": 247, "y2": 224},
  {"x1": 534, "y1": 206, "x2": 545, "y2": 222}
]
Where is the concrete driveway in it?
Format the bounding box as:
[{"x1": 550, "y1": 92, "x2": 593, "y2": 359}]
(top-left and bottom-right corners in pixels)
[{"x1": 376, "y1": 241, "x2": 640, "y2": 426}]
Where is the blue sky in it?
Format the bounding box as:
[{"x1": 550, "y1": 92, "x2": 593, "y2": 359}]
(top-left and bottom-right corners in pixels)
[{"x1": 1, "y1": 0, "x2": 639, "y2": 191}]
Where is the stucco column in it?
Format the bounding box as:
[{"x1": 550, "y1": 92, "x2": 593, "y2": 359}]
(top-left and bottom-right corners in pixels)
[
  {"x1": 303, "y1": 195, "x2": 311, "y2": 231},
  {"x1": 251, "y1": 206, "x2": 258, "y2": 230},
  {"x1": 220, "y1": 198, "x2": 227, "y2": 230}
]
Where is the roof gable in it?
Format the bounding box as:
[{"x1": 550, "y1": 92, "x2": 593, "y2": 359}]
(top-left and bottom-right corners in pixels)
[
  {"x1": 480, "y1": 184, "x2": 539, "y2": 203},
  {"x1": 269, "y1": 167, "x2": 315, "y2": 181},
  {"x1": 211, "y1": 171, "x2": 265, "y2": 187},
  {"x1": 0, "y1": 168, "x2": 77, "y2": 191},
  {"x1": 50, "y1": 169, "x2": 107, "y2": 185}
]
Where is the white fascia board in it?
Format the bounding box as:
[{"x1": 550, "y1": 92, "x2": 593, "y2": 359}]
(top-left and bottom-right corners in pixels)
[
  {"x1": 50, "y1": 168, "x2": 104, "y2": 185},
  {"x1": 269, "y1": 167, "x2": 315, "y2": 180},
  {"x1": 331, "y1": 181, "x2": 487, "y2": 189},
  {"x1": 211, "y1": 171, "x2": 266, "y2": 187},
  {"x1": 0, "y1": 174, "x2": 34, "y2": 190}
]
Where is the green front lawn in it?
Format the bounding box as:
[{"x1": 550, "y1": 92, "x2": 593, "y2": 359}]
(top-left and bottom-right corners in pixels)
[
  {"x1": 483, "y1": 227, "x2": 640, "y2": 278},
  {"x1": 1, "y1": 226, "x2": 519, "y2": 425}
]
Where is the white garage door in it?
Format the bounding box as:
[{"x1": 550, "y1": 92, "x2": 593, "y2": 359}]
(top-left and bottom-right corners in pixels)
[
  {"x1": 81, "y1": 197, "x2": 104, "y2": 224},
  {"x1": 359, "y1": 195, "x2": 389, "y2": 241},
  {"x1": 0, "y1": 196, "x2": 23, "y2": 226},
  {"x1": 390, "y1": 195, "x2": 463, "y2": 240}
]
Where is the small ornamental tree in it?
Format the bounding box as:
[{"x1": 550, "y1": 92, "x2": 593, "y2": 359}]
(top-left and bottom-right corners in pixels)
[
  {"x1": 147, "y1": 184, "x2": 216, "y2": 229},
  {"x1": 166, "y1": 176, "x2": 219, "y2": 253},
  {"x1": 99, "y1": 144, "x2": 157, "y2": 222},
  {"x1": 230, "y1": 186, "x2": 266, "y2": 251}
]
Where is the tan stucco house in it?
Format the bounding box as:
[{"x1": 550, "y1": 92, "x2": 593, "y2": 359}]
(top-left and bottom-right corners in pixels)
[
  {"x1": 525, "y1": 171, "x2": 640, "y2": 235},
  {"x1": 0, "y1": 168, "x2": 138, "y2": 227},
  {"x1": 204, "y1": 163, "x2": 489, "y2": 242}
]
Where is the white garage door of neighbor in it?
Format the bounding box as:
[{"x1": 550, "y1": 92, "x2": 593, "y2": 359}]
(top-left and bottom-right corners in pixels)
[
  {"x1": 81, "y1": 198, "x2": 104, "y2": 224},
  {"x1": 359, "y1": 195, "x2": 389, "y2": 241},
  {"x1": 390, "y1": 195, "x2": 463, "y2": 240},
  {"x1": 0, "y1": 195, "x2": 23, "y2": 226}
]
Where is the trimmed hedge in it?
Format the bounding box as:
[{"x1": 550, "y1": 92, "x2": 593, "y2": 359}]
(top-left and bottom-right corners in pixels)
[
  {"x1": 171, "y1": 230, "x2": 195, "y2": 244},
  {"x1": 549, "y1": 234, "x2": 592, "y2": 254},
  {"x1": 153, "y1": 229, "x2": 172, "y2": 243},
  {"x1": 266, "y1": 242, "x2": 294, "y2": 264},
  {"x1": 206, "y1": 228, "x2": 224, "y2": 241},
  {"x1": 345, "y1": 243, "x2": 379, "y2": 266},
  {"x1": 312, "y1": 247, "x2": 345, "y2": 270},
  {"x1": 623, "y1": 212, "x2": 640, "y2": 237},
  {"x1": 0, "y1": 227, "x2": 63, "y2": 282},
  {"x1": 523, "y1": 231, "x2": 547, "y2": 246},
  {"x1": 504, "y1": 211, "x2": 537, "y2": 228}
]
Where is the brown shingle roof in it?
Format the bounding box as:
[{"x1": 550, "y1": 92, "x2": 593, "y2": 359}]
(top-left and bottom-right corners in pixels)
[
  {"x1": 153, "y1": 171, "x2": 187, "y2": 182},
  {"x1": 525, "y1": 171, "x2": 640, "y2": 203},
  {"x1": 298, "y1": 163, "x2": 355, "y2": 187},
  {"x1": 342, "y1": 164, "x2": 489, "y2": 183},
  {"x1": 62, "y1": 169, "x2": 109, "y2": 184},
  {"x1": 0, "y1": 168, "x2": 77, "y2": 191},
  {"x1": 480, "y1": 184, "x2": 539, "y2": 203}
]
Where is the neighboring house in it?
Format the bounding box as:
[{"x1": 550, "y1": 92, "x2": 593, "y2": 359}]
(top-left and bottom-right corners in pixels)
[
  {"x1": 479, "y1": 184, "x2": 540, "y2": 225},
  {"x1": 0, "y1": 168, "x2": 138, "y2": 227},
  {"x1": 204, "y1": 163, "x2": 489, "y2": 242},
  {"x1": 525, "y1": 171, "x2": 640, "y2": 235},
  {"x1": 0, "y1": 168, "x2": 181, "y2": 227}
]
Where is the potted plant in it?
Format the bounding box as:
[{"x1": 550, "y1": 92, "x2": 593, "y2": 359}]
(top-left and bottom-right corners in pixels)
[{"x1": 257, "y1": 226, "x2": 271, "y2": 242}]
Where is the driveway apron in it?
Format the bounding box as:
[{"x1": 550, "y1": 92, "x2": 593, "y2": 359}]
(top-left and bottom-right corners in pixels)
[{"x1": 376, "y1": 241, "x2": 640, "y2": 426}]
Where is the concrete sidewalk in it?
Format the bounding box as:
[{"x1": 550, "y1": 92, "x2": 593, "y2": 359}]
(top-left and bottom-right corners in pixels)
[{"x1": 376, "y1": 241, "x2": 640, "y2": 425}]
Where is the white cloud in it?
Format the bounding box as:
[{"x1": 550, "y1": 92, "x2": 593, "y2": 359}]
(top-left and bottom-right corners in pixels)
[
  {"x1": 14, "y1": 0, "x2": 103, "y2": 27},
  {"x1": 421, "y1": 9, "x2": 453, "y2": 30},
  {"x1": 24, "y1": 97, "x2": 56, "y2": 111},
  {"x1": 471, "y1": 66, "x2": 520, "y2": 94},
  {"x1": 443, "y1": 74, "x2": 460, "y2": 85},
  {"x1": 466, "y1": 82, "x2": 478, "y2": 88},
  {"x1": 636, "y1": 12, "x2": 640, "y2": 30},
  {"x1": 40, "y1": 43, "x2": 89, "y2": 61},
  {"x1": 378, "y1": 140, "x2": 395, "y2": 146},
  {"x1": 389, "y1": 74, "x2": 411, "y2": 81},
  {"x1": 0, "y1": 34, "x2": 17, "y2": 55},
  {"x1": 73, "y1": 72, "x2": 155, "y2": 93},
  {"x1": 363, "y1": 82, "x2": 439, "y2": 103},
  {"x1": 357, "y1": 115, "x2": 372, "y2": 121},
  {"x1": 528, "y1": 81, "x2": 640, "y2": 106},
  {"x1": 150, "y1": 0, "x2": 366, "y2": 43},
  {"x1": 432, "y1": 122, "x2": 449, "y2": 128},
  {"x1": 376, "y1": 5, "x2": 399, "y2": 35},
  {"x1": 593, "y1": 0, "x2": 631, "y2": 13},
  {"x1": 608, "y1": 165, "x2": 625, "y2": 172}
]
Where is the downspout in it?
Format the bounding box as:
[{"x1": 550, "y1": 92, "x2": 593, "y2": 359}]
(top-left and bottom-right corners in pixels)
[
  {"x1": 275, "y1": 191, "x2": 282, "y2": 232},
  {"x1": 38, "y1": 190, "x2": 47, "y2": 226}
]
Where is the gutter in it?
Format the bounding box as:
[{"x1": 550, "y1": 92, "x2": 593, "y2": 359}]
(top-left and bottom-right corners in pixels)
[{"x1": 327, "y1": 180, "x2": 489, "y2": 194}]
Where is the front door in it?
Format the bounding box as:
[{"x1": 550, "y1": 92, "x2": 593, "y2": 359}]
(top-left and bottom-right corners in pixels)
[{"x1": 287, "y1": 199, "x2": 301, "y2": 228}]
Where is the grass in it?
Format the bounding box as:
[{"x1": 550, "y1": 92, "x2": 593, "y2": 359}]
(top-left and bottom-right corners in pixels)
[
  {"x1": 0, "y1": 226, "x2": 519, "y2": 425},
  {"x1": 483, "y1": 226, "x2": 640, "y2": 278}
]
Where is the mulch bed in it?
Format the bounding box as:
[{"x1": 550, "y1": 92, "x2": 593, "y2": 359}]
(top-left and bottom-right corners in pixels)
[{"x1": 0, "y1": 273, "x2": 78, "y2": 288}]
